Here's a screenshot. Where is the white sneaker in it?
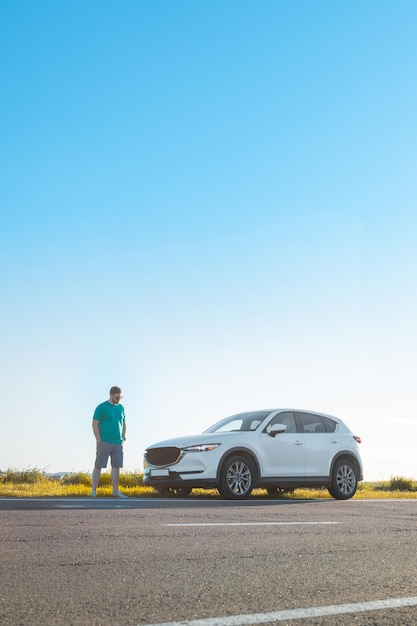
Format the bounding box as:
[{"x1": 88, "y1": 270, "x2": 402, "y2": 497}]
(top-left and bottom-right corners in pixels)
[
  {"x1": 112, "y1": 490, "x2": 128, "y2": 498},
  {"x1": 90, "y1": 490, "x2": 97, "y2": 498}
]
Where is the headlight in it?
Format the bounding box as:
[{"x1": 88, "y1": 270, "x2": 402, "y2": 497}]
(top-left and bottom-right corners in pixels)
[{"x1": 182, "y1": 444, "x2": 220, "y2": 452}]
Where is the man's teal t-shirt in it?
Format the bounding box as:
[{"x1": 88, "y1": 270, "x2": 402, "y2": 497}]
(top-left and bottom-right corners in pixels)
[{"x1": 93, "y1": 401, "x2": 125, "y2": 444}]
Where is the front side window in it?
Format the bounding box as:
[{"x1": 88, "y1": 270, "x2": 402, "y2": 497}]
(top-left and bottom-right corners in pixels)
[{"x1": 265, "y1": 411, "x2": 297, "y2": 434}]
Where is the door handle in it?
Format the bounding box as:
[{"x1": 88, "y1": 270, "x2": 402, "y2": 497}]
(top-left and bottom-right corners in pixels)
[{"x1": 294, "y1": 440, "x2": 303, "y2": 446}]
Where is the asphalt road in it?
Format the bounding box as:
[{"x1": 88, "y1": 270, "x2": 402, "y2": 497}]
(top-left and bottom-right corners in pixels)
[{"x1": 1, "y1": 497, "x2": 417, "y2": 625}]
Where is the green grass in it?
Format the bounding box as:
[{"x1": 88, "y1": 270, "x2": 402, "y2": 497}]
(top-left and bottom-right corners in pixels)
[{"x1": 1, "y1": 468, "x2": 417, "y2": 498}]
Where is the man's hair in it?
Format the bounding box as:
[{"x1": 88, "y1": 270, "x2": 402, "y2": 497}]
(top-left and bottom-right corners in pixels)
[{"x1": 110, "y1": 386, "x2": 122, "y2": 396}]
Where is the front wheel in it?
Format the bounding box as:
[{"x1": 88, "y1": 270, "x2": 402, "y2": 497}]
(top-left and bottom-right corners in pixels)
[
  {"x1": 328, "y1": 459, "x2": 358, "y2": 500},
  {"x1": 218, "y1": 455, "x2": 256, "y2": 500}
]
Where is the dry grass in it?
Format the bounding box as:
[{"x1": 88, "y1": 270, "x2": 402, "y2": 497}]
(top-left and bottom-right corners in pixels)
[
  {"x1": 1, "y1": 468, "x2": 416, "y2": 498},
  {"x1": 0, "y1": 468, "x2": 149, "y2": 498}
]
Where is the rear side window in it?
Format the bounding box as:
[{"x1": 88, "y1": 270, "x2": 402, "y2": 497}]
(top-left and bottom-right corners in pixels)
[
  {"x1": 321, "y1": 416, "x2": 337, "y2": 432},
  {"x1": 297, "y1": 412, "x2": 327, "y2": 433}
]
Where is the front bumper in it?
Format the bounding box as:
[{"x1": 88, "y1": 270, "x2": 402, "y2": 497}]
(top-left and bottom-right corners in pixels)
[{"x1": 144, "y1": 469, "x2": 217, "y2": 490}]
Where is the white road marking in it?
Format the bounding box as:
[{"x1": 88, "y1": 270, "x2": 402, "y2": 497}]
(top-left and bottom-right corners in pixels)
[
  {"x1": 141, "y1": 596, "x2": 417, "y2": 626},
  {"x1": 164, "y1": 521, "x2": 339, "y2": 526}
]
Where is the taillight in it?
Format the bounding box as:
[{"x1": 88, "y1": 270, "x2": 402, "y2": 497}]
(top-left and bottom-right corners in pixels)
[{"x1": 353, "y1": 436, "x2": 362, "y2": 444}]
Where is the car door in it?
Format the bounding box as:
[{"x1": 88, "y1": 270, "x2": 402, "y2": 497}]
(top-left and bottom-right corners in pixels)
[
  {"x1": 296, "y1": 412, "x2": 335, "y2": 477},
  {"x1": 260, "y1": 411, "x2": 305, "y2": 477}
]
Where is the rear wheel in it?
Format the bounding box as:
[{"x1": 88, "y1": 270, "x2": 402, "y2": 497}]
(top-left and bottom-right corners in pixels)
[
  {"x1": 218, "y1": 455, "x2": 256, "y2": 500},
  {"x1": 328, "y1": 459, "x2": 358, "y2": 500}
]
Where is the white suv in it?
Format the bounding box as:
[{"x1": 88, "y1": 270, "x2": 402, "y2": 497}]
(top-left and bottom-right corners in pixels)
[{"x1": 143, "y1": 409, "x2": 363, "y2": 500}]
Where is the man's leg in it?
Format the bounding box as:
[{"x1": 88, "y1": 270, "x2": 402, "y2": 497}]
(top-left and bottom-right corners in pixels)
[
  {"x1": 111, "y1": 444, "x2": 128, "y2": 497},
  {"x1": 91, "y1": 467, "x2": 101, "y2": 496},
  {"x1": 111, "y1": 466, "x2": 127, "y2": 497},
  {"x1": 92, "y1": 442, "x2": 110, "y2": 496},
  {"x1": 111, "y1": 466, "x2": 120, "y2": 492}
]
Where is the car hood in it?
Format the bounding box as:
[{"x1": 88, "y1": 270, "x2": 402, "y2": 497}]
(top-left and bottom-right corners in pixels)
[{"x1": 145, "y1": 432, "x2": 250, "y2": 450}]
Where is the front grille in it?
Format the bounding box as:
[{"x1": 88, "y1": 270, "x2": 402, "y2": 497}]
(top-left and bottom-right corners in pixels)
[{"x1": 146, "y1": 447, "x2": 181, "y2": 466}]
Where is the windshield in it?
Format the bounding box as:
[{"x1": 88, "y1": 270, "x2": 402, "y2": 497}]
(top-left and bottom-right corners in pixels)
[{"x1": 204, "y1": 411, "x2": 272, "y2": 433}]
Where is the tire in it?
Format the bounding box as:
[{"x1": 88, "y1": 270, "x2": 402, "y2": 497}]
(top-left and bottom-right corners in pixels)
[
  {"x1": 266, "y1": 487, "x2": 294, "y2": 497},
  {"x1": 328, "y1": 458, "x2": 358, "y2": 500},
  {"x1": 157, "y1": 487, "x2": 192, "y2": 497},
  {"x1": 218, "y1": 455, "x2": 256, "y2": 500}
]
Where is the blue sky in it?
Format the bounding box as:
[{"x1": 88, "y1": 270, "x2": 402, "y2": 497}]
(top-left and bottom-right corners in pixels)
[{"x1": 1, "y1": 1, "x2": 416, "y2": 480}]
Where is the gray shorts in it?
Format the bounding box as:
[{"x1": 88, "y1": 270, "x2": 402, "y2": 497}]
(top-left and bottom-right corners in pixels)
[{"x1": 95, "y1": 441, "x2": 124, "y2": 469}]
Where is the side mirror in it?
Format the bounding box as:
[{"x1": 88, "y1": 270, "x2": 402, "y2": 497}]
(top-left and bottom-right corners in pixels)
[{"x1": 269, "y1": 423, "x2": 287, "y2": 437}]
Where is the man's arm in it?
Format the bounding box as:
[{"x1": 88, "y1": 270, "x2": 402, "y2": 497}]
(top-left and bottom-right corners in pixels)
[
  {"x1": 92, "y1": 420, "x2": 101, "y2": 443},
  {"x1": 122, "y1": 420, "x2": 126, "y2": 441}
]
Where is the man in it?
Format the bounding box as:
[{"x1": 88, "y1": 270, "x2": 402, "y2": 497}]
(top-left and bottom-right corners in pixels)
[{"x1": 91, "y1": 386, "x2": 128, "y2": 498}]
